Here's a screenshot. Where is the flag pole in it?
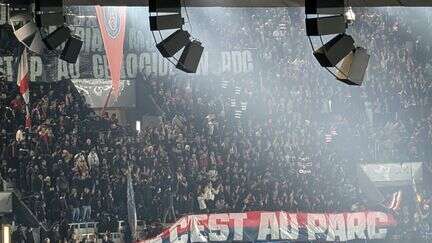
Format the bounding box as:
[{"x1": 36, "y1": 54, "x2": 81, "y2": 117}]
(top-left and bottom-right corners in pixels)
[
  {"x1": 127, "y1": 166, "x2": 137, "y2": 241},
  {"x1": 101, "y1": 88, "x2": 113, "y2": 115},
  {"x1": 25, "y1": 104, "x2": 31, "y2": 131}
]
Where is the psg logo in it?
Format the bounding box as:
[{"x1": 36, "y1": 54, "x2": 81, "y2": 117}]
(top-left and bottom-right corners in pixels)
[{"x1": 103, "y1": 8, "x2": 121, "y2": 39}]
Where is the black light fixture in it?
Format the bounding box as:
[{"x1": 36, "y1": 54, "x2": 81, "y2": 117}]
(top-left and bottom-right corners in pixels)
[
  {"x1": 176, "y1": 40, "x2": 204, "y2": 73},
  {"x1": 35, "y1": 0, "x2": 62, "y2": 12},
  {"x1": 305, "y1": 0, "x2": 345, "y2": 15},
  {"x1": 149, "y1": 0, "x2": 204, "y2": 73},
  {"x1": 35, "y1": 12, "x2": 64, "y2": 27},
  {"x1": 313, "y1": 33, "x2": 355, "y2": 67},
  {"x1": 43, "y1": 25, "x2": 70, "y2": 50},
  {"x1": 34, "y1": 0, "x2": 64, "y2": 27},
  {"x1": 156, "y1": 29, "x2": 190, "y2": 57},
  {"x1": 150, "y1": 14, "x2": 184, "y2": 31},
  {"x1": 336, "y1": 47, "x2": 370, "y2": 85},
  {"x1": 149, "y1": 0, "x2": 181, "y2": 13},
  {"x1": 306, "y1": 15, "x2": 346, "y2": 36},
  {"x1": 305, "y1": 0, "x2": 369, "y2": 85},
  {"x1": 60, "y1": 35, "x2": 83, "y2": 63}
]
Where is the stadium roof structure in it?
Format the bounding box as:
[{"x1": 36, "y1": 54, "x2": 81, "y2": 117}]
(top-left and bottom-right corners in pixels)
[{"x1": 62, "y1": 0, "x2": 432, "y2": 7}]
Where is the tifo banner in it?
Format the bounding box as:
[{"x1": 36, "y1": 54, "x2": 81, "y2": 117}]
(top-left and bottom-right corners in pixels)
[
  {"x1": 0, "y1": 8, "x2": 257, "y2": 108},
  {"x1": 95, "y1": 6, "x2": 127, "y2": 98},
  {"x1": 71, "y1": 78, "x2": 136, "y2": 108},
  {"x1": 0, "y1": 8, "x2": 257, "y2": 83},
  {"x1": 0, "y1": 48, "x2": 256, "y2": 82},
  {"x1": 140, "y1": 211, "x2": 396, "y2": 242}
]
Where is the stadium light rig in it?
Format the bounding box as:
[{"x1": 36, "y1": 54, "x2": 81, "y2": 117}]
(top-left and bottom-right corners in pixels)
[
  {"x1": 8, "y1": 0, "x2": 82, "y2": 63},
  {"x1": 148, "y1": 0, "x2": 204, "y2": 73},
  {"x1": 305, "y1": 0, "x2": 369, "y2": 86}
]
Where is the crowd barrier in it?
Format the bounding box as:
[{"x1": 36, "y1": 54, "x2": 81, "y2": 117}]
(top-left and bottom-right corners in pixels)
[
  {"x1": 77, "y1": 232, "x2": 122, "y2": 243},
  {"x1": 69, "y1": 220, "x2": 148, "y2": 242}
]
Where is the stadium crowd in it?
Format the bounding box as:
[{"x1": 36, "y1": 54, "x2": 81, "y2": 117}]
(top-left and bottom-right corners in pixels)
[{"x1": 0, "y1": 6, "x2": 432, "y2": 242}]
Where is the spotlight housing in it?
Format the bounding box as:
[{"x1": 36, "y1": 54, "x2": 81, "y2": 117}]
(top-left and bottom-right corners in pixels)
[
  {"x1": 305, "y1": 0, "x2": 345, "y2": 14},
  {"x1": 306, "y1": 15, "x2": 346, "y2": 36},
  {"x1": 313, "y1": 34, "x2": 354, "y2": 67},
  {"x1": 43, "y1": 25, "x2": 70, "y2": 50},
  {"x1": 336, "y1": 47, "x2": 370, "y2": 85},
  {"x1": 150, "y1": 14, "x2": 184, "y2": 31},
  {"x1": 156, "y1": 29, "x2": 190, "y2": 58},
  {"x1": 149, "y1": 0, "x2": 181, "y2": 13},
  {"x1": 35, "y1": 0, "x2": 63, "y2": 12},
  {"x1": 60, "y1": 35, "x2": 83, "y2": 63},
  {"x1": 176, "y1": 40, "x2": 204, "y2": 73},
  {"x1": 35, "y1": 12, "x2": 64, "y2": 27}
]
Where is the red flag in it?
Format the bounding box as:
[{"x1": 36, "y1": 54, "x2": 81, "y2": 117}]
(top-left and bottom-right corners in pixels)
[
  {"x1": 17, "y1": 48, "x2": 32, "y2": 128},
  {"x1": 17, "y1": 48, "x2": 30, "y2": 104},
  {"x1": 95, "y1": 6, "x2": 127, "y2": 98}
]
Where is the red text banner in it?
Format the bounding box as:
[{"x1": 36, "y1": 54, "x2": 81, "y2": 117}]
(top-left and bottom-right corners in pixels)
[{"x1": 140, "y1": 211, "x2": 396, "y2": 243}]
